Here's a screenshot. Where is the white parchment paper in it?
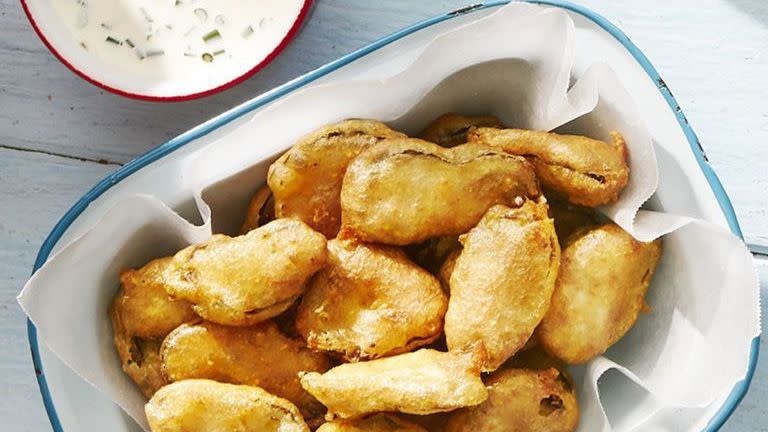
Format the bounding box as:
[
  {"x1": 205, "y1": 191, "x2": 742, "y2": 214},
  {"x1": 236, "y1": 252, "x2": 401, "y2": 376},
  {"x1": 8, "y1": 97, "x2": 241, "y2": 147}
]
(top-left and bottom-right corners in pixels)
[{"x1": 18, "y1": 3, "x2": 761, "y2": 431}]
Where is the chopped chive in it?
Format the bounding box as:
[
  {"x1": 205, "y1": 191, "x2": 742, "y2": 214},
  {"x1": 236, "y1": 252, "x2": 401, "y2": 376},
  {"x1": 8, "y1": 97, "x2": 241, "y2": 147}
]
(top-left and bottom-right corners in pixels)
[
  {"x1": 100, "y1": 22, "x2": 111, "y2": 30},
  {"x1": 146, "y1": 49, "x2": 165, "y2": 57},
  {"x1": 124, "y1": 38, "x2": 135, "y2": 48},
  {"x1": 241, "y1": 25, "x2": 254, "y2": 38},
  {"x1": 184, "y1": 52, "x2": 196, "y2": 57},
  {"x1": 202, "y1": 29, "x2": 221, "y2": 43},
  {"x1": 175, "y1": 0, "x2": 182, "y2": 5},
  {"x1": 105, "y1": 36, "x2": 122, "y2": 45},
  {"x1": 213, "y1": 49, "x2": 225, "y2": 56},
  {"x1": 201, "y1": 53, "x2": 214, "y2": 63}
]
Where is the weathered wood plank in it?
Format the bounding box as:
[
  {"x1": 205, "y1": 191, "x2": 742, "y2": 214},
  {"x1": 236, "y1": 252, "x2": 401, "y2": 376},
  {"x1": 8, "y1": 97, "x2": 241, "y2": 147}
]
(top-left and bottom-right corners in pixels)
[{"x1": 0, "y1": 149, "x2": 116, "y2": 431}]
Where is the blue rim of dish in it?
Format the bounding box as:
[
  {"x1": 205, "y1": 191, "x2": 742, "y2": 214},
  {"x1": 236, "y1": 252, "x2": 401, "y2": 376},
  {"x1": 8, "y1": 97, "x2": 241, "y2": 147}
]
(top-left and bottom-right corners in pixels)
[{"x1": 26, "y1": 1, "x2": 759, "y2": 431}]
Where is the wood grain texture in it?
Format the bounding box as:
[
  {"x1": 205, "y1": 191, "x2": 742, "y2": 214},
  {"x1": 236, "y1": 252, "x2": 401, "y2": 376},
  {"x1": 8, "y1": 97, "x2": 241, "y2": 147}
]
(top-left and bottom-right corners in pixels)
[
  {"x1": 0, "y1": 149, "x2": 115, "y2": 432},
  {"x1": 0, "y1": 0, "x2": 765, "y2": 430}
]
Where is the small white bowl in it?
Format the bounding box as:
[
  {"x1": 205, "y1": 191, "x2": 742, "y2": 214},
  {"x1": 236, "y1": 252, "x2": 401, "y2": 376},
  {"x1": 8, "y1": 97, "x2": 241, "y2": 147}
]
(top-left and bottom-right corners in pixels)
[{"x1": 20, "y1": 0, "x2": 312, "y2": 101}]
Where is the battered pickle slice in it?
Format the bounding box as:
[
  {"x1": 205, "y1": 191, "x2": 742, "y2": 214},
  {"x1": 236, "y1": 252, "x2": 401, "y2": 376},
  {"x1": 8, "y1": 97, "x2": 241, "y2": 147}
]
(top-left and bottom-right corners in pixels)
[
  {"x1": 145, "y1": 379, "x2": 309, "y2": 432},
  {"x1": 437, "y1": 249, "x2": 460, "y2": 291},
  {"x1": 268, "y1": 119, "x2": 406, "y2": 238},
  {"x1": 419, "y1": 113, "x2": 503, "y2": 148},
  {"x1": 445, "y1": 200, "x2": 560, "y2": 371},
  {"x1": 538, "y1": 223, "x2": 663, "y2": 364},
  {"x1": 160, "y1": 321, "x2": 331, "y2": 423},
  {"x1": 469, "y1": 128, "x2": 629, "y2": 207},
  {"x1": 317, "y1": 414, "x2": 427, "y2": 432},
  {"x1": 113, "y1": 257, "x2": 197, "y2": 340},
  {"x1": 300, "y1": 349, "x2": 488, "y2": 419},
  {"x1": 340, "y1": 138, "x2": 540, "y2": 245},
  {"x1": 164, "y1": 219, "x2": 327, "y2": 326},
  {"x1": 445, "y1": 366, "x2": 579, "y2": 432},
  {"x1": 296, "y1": 239, "x2": 447, "y2": 361},
  {"x1": 110, "y1": 257, "x2": 197, "y2": 397},
  {"x1": 111, "y1": 324, "x2": 166, "y2": 398}
]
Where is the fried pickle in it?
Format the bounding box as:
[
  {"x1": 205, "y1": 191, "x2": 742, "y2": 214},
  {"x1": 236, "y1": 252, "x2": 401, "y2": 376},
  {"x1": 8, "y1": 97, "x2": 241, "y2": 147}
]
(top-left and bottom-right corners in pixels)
[
  {"x1": 300, "y1": 348, "x2": 488, "y2": 419},
  {"x1": 111, "y1": 327, "x2": 166, "y2": 398},
  {"x1": 145, "y1": 379, "x2": 309, "y2": 432},
  {"x1": 268, "y1": 119, "x2": 405, "y2": 238},
  {"x1": 340, "y1": 139, "x2": 540, "y2": 245},
  {"x1": 445, "y1": 366, "x2": 578, "y2": 432},
  {"x1": 445, "y1": 201, "x2": 560, "y2": 371},
  {"x1": 110, "y1": 258, "x2": 197, "y2": 398},
  {"x1": 317, "y1": 414, "x2": 427, "y2": 432},
  {"x1": 538, "y1": 223, "x2": 662, "y2": 364},
  {"x1": 296, "y1": 239, "x2": 447, "y2": 361},
  {"x1": 113, "y1": 257, "x2": 196, "y2": 340},
  {"x1": 164, "y1": 219, "x2": 327, "y2": 326},
  {"x1": 469, "y1": 128, "x2": 629, "y2": 207},
  {"x1": 160, "y1": 321, "x2": 331, "y2": 423},
  {"x1": 437, "y1": 249, "x2": 459, "y2": 291},
  {"x1": 240, "y1": 185, "x2": 275, "y2": 234},
  {"x1": 419, "y1": 113, "x2": 503, "y2": 148}
]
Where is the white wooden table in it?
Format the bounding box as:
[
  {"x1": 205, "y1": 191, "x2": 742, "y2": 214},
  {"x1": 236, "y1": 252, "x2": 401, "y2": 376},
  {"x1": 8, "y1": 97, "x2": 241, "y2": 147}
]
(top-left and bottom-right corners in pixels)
[{"x1": 1, "y1": 0, "x2": 766, "y2": 430}]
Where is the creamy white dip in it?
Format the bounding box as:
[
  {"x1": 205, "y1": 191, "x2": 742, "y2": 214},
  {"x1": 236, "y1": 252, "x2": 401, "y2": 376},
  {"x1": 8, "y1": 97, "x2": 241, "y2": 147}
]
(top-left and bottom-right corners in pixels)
[{"x1": 53, "y1": 0, "x2": 304, "y2": 80}]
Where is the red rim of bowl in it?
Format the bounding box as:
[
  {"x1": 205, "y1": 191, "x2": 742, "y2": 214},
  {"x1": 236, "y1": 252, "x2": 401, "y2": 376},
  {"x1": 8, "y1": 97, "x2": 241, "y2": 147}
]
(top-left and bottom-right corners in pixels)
[{"x1": 19, "y1": 0, "x2": 314, "y2": 102}]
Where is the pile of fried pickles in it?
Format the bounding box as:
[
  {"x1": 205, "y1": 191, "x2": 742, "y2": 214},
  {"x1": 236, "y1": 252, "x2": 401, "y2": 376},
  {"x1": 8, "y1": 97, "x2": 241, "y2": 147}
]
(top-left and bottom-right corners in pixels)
[{"x1": 110, "y1": 114, "x2": 663, "y2": 432}]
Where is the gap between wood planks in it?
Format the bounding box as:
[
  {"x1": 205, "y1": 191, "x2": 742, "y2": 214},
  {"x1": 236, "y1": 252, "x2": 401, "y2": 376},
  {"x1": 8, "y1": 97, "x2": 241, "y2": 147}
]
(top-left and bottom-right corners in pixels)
[
  {"x1": 0, "y1": 144, "x2": 123, "y2": 166},
  {"x1": 3, "y1": 142, "x2": 767, "y2": 256}
]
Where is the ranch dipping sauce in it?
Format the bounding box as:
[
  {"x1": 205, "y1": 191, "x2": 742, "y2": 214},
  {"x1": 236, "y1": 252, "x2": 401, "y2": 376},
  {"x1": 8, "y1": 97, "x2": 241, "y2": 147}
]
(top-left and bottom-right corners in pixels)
[{"x1": 53, "y1": 0, "x2": 304, "y2": 81}]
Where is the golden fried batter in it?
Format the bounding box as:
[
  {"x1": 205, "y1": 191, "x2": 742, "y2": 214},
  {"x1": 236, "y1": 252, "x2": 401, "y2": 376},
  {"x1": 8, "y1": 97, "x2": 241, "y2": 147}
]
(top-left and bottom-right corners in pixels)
[
  {"x1": 437, "y1": 249, "x2": 459, "y2": 291},
  {"x1": 445, "y1": 366, "x2": 579, "y2": 432},
  {"x1": 110, "y1": 259, "x2": 194, "y2": 398},
  {"x1": 445, "y1": 201, "x2": 560, "y2": 371},
  {"x1": 300, "y1": 349, "x2": 488, "y2": 419},
  {"x1": 317, "y1": 414, "x2": 427, "y2": 432},
  {"x1": 419, "y1": 113, "x2": 503, "y2": 148},
  {"x1": 164, "y1": 219, "x2": 327, "y2": 326},
  {"x1": 268, "y1": 119, "x2": 405, "y2": 238},
  {"x1": 160, "y1": 321, "x2": 330, "y2": 422},
  {"x1": 145, "y1": 379, "x2": 309, "y2": 432},
  {"x1": 113, "y1": 257, "x2": 196, "y2": 340},
  {"x1": 296, "y1": 239, "x2": 447, "y2": 361},
  {"x1": 111, "y1": 327, "x2": 166, "y2": 398},
  {"x1": 548, "y1": 200, "x2": 598, "y2": 246},
  {"x1": 240, "y1": 185, "x2": 275, "y2": 234},
  {"x1": 469, "y1": 128, "x2": 629, "y2": 207},
  {"x1": 507, "y1": 347, "x2": 575, "y2": 387},
  {"x1": 538, "y1": 224, "x2": 662, "y2": 364},
  {"x1": 340, "y1": 139, "x2": 540, "y2": 245}
]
